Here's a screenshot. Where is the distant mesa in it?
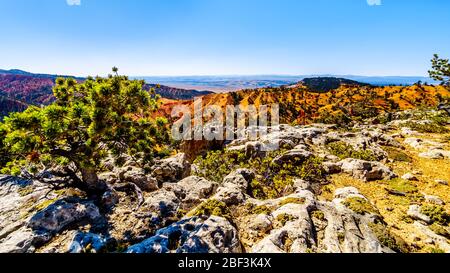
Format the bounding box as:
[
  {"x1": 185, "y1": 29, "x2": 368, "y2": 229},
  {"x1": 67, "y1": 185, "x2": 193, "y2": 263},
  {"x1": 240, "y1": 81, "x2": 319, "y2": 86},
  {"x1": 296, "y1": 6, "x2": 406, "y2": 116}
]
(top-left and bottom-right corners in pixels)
[
  {"x1": 145, "y1": 84, "x2": 213, "y2": 100},
  {"x1": 298, "y1": 77, "x2": 371, "y2": 93}
]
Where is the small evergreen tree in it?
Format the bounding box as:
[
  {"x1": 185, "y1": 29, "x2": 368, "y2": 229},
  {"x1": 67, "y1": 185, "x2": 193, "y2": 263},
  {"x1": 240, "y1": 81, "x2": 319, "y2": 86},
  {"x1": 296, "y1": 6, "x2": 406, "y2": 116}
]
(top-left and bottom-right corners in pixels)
[
  {"x1": 0, "y1": 68, "x2": 168, "y2": 194},
  {"x1": 429, "y1": 54, "x2": 450, "y2": 86}
]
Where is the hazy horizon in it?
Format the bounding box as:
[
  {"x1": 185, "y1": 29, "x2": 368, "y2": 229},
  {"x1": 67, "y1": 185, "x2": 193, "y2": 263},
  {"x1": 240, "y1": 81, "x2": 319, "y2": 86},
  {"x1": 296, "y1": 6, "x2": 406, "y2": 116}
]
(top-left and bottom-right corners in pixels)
[{"x1": 0, "y1": 68, "x2": 439, "y2": 78}]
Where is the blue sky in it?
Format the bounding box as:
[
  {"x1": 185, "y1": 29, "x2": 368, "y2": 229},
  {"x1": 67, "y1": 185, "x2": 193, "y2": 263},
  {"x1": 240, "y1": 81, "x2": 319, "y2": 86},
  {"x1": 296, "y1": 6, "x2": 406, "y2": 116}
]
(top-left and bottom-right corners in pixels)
[{"x1": 0, "y1": 0, "x2": 449, "y2": 76}]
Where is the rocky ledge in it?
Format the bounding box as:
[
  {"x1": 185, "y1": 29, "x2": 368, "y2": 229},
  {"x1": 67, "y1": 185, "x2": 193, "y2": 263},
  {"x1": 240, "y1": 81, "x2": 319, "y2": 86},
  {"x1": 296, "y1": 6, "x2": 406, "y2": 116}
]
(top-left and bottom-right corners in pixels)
[{"x1": 1, "y1": 109, "x2": 449, "y2": 253}]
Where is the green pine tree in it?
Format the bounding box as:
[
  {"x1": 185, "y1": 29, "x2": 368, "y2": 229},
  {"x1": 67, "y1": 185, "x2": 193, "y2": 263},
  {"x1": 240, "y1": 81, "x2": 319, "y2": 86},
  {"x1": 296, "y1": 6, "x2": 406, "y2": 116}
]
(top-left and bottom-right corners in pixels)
[{"x1": 0, "y1": 68, "x2": 168, "y2": 194}]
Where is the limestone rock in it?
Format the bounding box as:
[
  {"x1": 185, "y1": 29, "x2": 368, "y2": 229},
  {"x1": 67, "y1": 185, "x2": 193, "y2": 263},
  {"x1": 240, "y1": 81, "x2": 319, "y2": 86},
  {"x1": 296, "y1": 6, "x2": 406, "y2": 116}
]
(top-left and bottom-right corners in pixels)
[
  {"x1": 250, "y1": 188, "x2": 391, "y2": 253},
  {"x1": 272, "y1": 148, "x2": 313, "y2": 166},
  {"x1": 0, "y1": 227, "x2": 35, "y2": 253},
  {"x1": 126, "y1": 216, "x2": 242, "y2": 253},
  {"x1": 407, "y1": 205, "x2": 432, "y2": 224},
  {"x1": 168, "y1": 176, "x2": 218, "y2": 210},
  {"x1": 151, "y1": 153, "x2": 191, "y2": 183},
  {"x1": 334, "y1": 187, "x2": 366, "y2": 200},
  {"x1": 339, "y1": 158, "x2": 397, "y2": 181},
  {"x1": 402, "y1": 173, "x2": 418, "y2": 181},
  {"x1": 435, "y1": 179, "x2": 448, "y2": 186},
  {"x1": 424, "y1": 195, "x2": 445, "y2": 206},
  {"x1": 28, "y1": 199, "x2": 102, "y2": 237},
  {"x1": 68, "y1": 232, "x2": 108, "y2": 253},
  {"x1": 419, "y1": 150, "x2": 445, "y2": 160},
  {"x1": 322, "y1": 162, "x2": 342, "y2": 174},
  {"x1": 212, "y1": 169, "x2": 254, "y2": 206},
  {"x1": 118, "y1": 166, "x2": 158, "y2": 192}
]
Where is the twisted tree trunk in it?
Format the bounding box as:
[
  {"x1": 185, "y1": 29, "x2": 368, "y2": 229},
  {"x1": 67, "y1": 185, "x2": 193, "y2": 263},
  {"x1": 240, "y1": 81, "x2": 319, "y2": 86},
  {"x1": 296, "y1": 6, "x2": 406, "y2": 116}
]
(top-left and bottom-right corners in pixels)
[{"x1": 80, "y1": 168, "x2": 106, "y2": 194}]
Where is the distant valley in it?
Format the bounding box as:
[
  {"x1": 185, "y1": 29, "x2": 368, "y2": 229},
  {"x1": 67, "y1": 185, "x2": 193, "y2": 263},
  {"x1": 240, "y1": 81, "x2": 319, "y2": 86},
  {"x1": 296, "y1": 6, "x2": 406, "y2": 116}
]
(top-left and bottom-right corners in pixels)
[
  {"x1": 138, "y1": 75, "x2": 439, "y2": 92},
  {"x1": 0, "y1": 68, "x2": 441, "y2": 119}
]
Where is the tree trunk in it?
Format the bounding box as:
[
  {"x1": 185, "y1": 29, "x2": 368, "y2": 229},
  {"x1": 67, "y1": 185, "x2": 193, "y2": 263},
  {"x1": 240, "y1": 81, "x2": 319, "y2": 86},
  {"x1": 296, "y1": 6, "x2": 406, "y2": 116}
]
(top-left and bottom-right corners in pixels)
[{"x1": 80, "y1": 168, "x2": 106, "y2": 194}]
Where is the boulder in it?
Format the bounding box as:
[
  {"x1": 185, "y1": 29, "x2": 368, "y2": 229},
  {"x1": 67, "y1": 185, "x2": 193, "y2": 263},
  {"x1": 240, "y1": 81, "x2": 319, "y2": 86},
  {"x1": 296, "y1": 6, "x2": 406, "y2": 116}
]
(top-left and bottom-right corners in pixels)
[
  {"x1": 118, "y1": 166, "x2": 158, "y2": 192},
  {"x1": 28, "y1": 199, "x2": 102, "y2": 236},
  {"x1": 222, "y1": 169, "x2": 254, "y2": 192},
  {"x1": 0, "y1": 227, "x2": 35, "y2": 253},
  {"x1": 407, "y1": 205, "x2": 432, "y2": 224},
  {"x1": 436, "y1": 179, "x2": 449, "y2": 186},
  {"x1": 168, "y1": 176, "x2": 218, "y2": 210},
  {"x1": 126, "y1": 216, "x2": 242, "y2": 253},
  {"x1": 424, "y1": 195, "x2": 445, "y2": 206},
  {"x1": 248, "y1": 187, "x2": 392, "y2": 254},
  {"x1": 151, "y1": 153, "x2": 191, "y2": 184},
  {"x1": 334, "y1": 187, "x2": 366, "y2": 200},
  {"x1": 248, "y1": 214, "x2": 273, "y2": 233},
  {"x1": 339, "y1": 158, "x2": 397, "y2": 181},
  {"x1": 272, "y1": 148, "x2": 313, "y2": 166},
  {"x1": 213, "y1": 187, "x2": 246, "y2": 206},
  {"x1": 419, "y1": 150, "x2": 445, "y2": 160},
  {"x1": 414, "y1": 222, "x2": 450, "y2": 253},
  {"x1": 401, "y1": 173, "x2": 418, "y2": 181},
  {"x1": 68, "y1": 232, "x2": 108, "y2": 253},
  {"x1": 143, "y1": 190, "x2": 181, "y2": 219},
  {"x1": 0, "y1": 175, "x2": 58, "y2": 253},
  {"x1": 322, "y1": 162, "x2": 342, "y2": 174},
  {"x1": 212, "y1": 169, "x2": 254, "y2": 206},
  {"x1": 404, "y1": 138, "x2": 425, "y2": 150}
]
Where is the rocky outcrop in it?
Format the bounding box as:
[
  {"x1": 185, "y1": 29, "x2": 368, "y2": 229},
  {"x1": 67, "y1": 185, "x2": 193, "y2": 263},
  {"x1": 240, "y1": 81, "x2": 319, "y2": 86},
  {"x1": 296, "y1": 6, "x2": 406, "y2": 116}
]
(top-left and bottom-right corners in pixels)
[
  {"x1": 246, "y1": 188, "x2": 394, "y2": 253},
  {"x1": 118, "y1": 167, "x2": 158, "y2": 192},
  {"x1": 419, "y1": 149, "x2": 450, "y2": 160},
  {"x1": 339, "y1": 159, "x2": 397, "y2": 181},
  {"x1": 407, "y1": 205, "x2": 432, "y2": 224},
  {"x1": 106, "y1": 175, "x2": 219, "y2": 243},
  {"x1": 0, "y1": 176, "x2": 50, "y2": 253},
  {"x1": 212, "y1": 169, "x2": 254, "y2": 206},
  {"x1": 166, "y1": 176, "x2": 218, "y2": 210},
  {"x1": 272, "y1": 147, "x2": 313, "y2": 165},
  {"x1": 126, "y1": 216, "x2": 242, "y2": 253},
  {"x1": 28, "y1": 198, "x2": 103, "y2": 245},
  {"x1": 150, "y1": 153, "x2": 191, "y2": 184},
  {"x1": 68, "y1": 231, "x2": 109, "y2": 253},
  {"x1": 1, "y1": 108, "x2": 448, "y2": 254},
  {"x1": 101, "y1": 153, "x2": 191, "y2": 192}
]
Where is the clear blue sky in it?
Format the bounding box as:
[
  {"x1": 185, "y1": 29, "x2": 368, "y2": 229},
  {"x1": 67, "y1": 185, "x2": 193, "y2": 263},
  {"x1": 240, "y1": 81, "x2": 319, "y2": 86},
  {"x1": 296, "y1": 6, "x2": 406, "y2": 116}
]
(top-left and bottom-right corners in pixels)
[{"x1": 0, "y1": 0, "x2": 449, "y2": 77}]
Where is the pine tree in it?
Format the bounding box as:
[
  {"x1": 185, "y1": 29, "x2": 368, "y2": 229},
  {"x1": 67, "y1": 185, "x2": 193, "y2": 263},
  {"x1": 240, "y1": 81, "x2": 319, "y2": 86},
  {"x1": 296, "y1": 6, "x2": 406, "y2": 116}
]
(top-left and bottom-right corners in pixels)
[
  {"x1": 429, "y1": 54, "x2": 450, "y2": 86},
  {"x1": 0, "y1": 68, "x2": 168, "y2": 194}
]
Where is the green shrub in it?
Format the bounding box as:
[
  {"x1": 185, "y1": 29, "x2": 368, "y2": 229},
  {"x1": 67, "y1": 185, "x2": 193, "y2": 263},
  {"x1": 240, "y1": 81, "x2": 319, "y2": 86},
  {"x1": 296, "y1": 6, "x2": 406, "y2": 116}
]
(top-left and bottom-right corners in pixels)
[
  {"x1": 343, "y1": 197, "x2": 378, "y2": 215},
  {"x1": 405, "y1": 121, "x2": 449, "y2": 134},
  {"x1": 383, "y1": 146, "x2": 412, "y2": 163},
  {"x1": 189, "y1": 199, "x2": 232, "y2": 221},
  {"x1": 276, "y1": 213, "x2": 297, "y2": 226},
  {"x1": 326, "y1": 141, "x2": 378, "y2": 161},
  {"x1": 369, "y1": 221, "x2": 410, "y2": 253},
  {"x1": 311, "y1": 210, "x2": 325, "y2": 221},
  {"x1": 429, "y1": 247, "x2": 445, "y2": 254},
  {"x1": 194, "y1": 149, "x2": 324, "y2": 200},
  {"x1": 193, "y1": 150, "x2": 246, "y2": 183},
  {"x1": 279, "y1": 197, "x2": 306, "y2": 206},
  {"x1": 388, "y1": 179, "x2": 418, "y2": 194},
  {"x1": 242, "y1": 203, "x2": 273, "y2": 215},
  {"x1": 430, "y1": 223, "x2": 450, "y2": 239},
  {"x1": 420, "y1": 205, "x2": 450, "y2": 225}
]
